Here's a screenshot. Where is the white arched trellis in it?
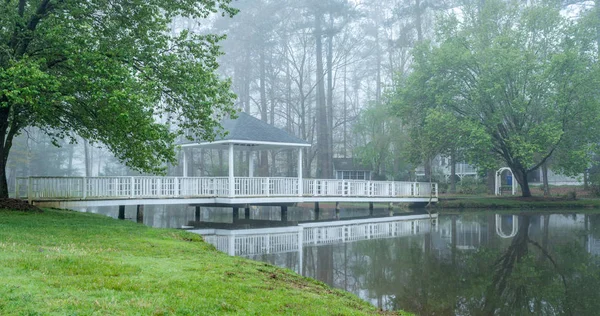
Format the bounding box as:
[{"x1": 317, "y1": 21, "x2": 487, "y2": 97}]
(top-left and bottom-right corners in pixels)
[
  {"x1": 495, "y1": 167, "x2": 517, "y2": 196},
  {"x1": 495, "y1": 214, "x2": 519, "y2": 238}
]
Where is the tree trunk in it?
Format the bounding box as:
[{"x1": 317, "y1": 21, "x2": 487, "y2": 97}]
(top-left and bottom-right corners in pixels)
[
  {"x1": 542, "y1": 161, "x2": 550, "y2": 196},
  {"x1": 0, "y1": 155, "x2": 9, "y2": 198},
  {"x1": 487, "y1": 169, "x2": 495, "y2": 195},
  {"x1": 513, "y1": 167, "x2": 531, "y2": 197},
  {"x1": 450, "y1": 152, "x2": 456, "y2": 194},
  {"x1": 315, "y1": 13, "x2": 330, "y2": 179},
  {"x1": 259, "y1": 50, "x2": 269, "y2": 177},
  {"x1": 326, "y1": 16, "x2": 334, "y2": 162}
]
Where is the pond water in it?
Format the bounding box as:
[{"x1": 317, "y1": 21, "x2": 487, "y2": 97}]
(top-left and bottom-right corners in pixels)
[{"x1": 82, "y1": 205, "x2": 600, "y2": 315}]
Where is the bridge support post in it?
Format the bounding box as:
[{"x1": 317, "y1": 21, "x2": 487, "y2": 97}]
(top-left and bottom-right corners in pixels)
[
  {"x1": 335, "y1": 202, "x2": 340, "y2": 220},
  {"x1": 244, "y1": 207, "x2": 250, "y2": 220},
  {"x1": 232, "y1": 207, "x2": 239, "y2": 221},
  {"x1": 136, "y1": 205, "x2": 144, "y2": 224},
  {"x1": 369, "y1": 202, "x2": 374, "y2": 216},
  {"x1": 314, "y1": 202, "x2": 320, "y2": 220},
  {"x1": 118, "y1": 205, "x2": 125, "y2": 220},
  {"x1": 281, "y1": 206, "x2": 288, "y2": 222},
  {"x1": 195, "y1": 206, "x2": 201, "y2": 222}
]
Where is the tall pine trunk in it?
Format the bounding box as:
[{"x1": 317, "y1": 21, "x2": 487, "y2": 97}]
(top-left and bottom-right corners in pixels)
[{"x1": 315, "y1": 13, "x2": 330, "y2": 179}]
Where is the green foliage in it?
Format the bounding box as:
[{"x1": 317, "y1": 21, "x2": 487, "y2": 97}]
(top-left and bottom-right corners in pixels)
[
  {"x1": 353, "y1": 101, "x2": 412, "y2": 180},
  {"x1": 393, "y1": 0, "x2": 600, "y2": 196},
  {"x1": 0, "y1": 0, "x2": 238, "y2": 186},
  {"x1": 456, "y1": 177, "x2": 488, "y2": 195}
]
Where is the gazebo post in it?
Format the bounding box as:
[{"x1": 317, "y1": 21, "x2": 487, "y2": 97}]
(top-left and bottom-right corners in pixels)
[
  {"x1": 182, "y1": 148, "x2": 188, "y2": 177},
  {"x1": 249, "y1": 151, "x2": 254, "y2": 178},
  {"x1": 297, "y1": 148, "x2": 303, "y2": 196},
  {"x1": 228, "y1": 143, "x2": 235, "y2": 197}
]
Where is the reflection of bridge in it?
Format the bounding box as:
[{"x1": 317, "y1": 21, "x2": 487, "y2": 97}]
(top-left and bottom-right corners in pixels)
[
  {"x1": 16, "y1": 176, "x2": 438, "y2": 208},
  {"x1": 193, "y1": 214, "x2": 437, "y2": 257}
]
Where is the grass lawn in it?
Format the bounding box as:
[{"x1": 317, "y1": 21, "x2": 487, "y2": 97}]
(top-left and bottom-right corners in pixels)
[{"x1": 0, "y1": 208, "x2": 401, "y2": 315}]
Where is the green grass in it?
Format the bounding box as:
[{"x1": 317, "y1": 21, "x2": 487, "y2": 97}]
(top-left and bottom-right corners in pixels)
[
  {"x1": 434, "y1": 196, "x2": 600, "y2": 210},
  {"x1": 0, "y1": 208, "x2": 400, "y2": 315}
]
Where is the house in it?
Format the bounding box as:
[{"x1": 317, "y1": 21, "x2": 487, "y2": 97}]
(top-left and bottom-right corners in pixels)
[
  {"x1": 332, "y1": 158, "x2": 372, "y2": 180},
  {"x1": 415, "y1": 156, "x2": 478, "y2": 180}
]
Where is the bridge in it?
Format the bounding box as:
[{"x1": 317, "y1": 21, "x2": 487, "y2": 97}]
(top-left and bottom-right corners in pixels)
[{"x1": 15, "y1": 176, "x2": 438, "y2": 208}]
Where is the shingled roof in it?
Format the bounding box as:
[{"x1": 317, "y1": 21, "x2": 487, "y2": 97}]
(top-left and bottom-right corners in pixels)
[{"x1": 180, "y1": 112, "x2": 310, "y2": 150}]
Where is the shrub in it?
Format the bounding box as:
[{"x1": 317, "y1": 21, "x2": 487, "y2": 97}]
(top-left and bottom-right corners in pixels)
[{"x1": 457, "y1": 176, "x2": 487, "y2": 195}]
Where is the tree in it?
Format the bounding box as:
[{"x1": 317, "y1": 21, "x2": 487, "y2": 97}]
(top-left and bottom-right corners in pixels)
[
  {"x1": 0, "y1": 0, "x2": 238, "y2": 197},
  {"x1": 396, "y1": 0, "x2": 600, "y2": 197}
]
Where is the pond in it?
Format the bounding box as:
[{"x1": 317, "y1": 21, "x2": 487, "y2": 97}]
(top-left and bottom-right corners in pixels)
[{"x1": 81, "y1": 205, "x2": 600, "y2": 315}]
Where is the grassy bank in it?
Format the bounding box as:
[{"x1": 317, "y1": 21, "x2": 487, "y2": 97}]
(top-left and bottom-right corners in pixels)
[
  {"x1": 434, "y1": 196, "x2": 600, "y2": 210},
  {"x1": 0, "y1": 208, "x2": 399, "y2": 315}
]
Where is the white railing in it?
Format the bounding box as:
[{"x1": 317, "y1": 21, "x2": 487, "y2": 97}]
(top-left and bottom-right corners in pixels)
[
  {"x1": 199, "y1": 215, "x2": 437, "y2": 256},
  {"x1": 16, "y1": 176, "x2": 437, "y2": 201},
  {"x1": 302, "y1": 217, "x2": 435, "y2": 245},
  {"x1": 234, "y1": 177, "x2": 298, "y2": 197},
  {"x1": 303, "y1": 179, "x2": 436, "y2": 198}
]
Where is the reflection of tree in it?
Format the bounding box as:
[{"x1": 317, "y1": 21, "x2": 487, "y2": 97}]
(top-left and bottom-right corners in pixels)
[
  {"x1": 482, "y1": 216, "x2": 532, "y2": 314},
  {"x1": 350, "y1": 215, "x2": 600, "y2": 315},
  {"x1": 469, "y1": 215, "x2": 600, "y2": 316}
]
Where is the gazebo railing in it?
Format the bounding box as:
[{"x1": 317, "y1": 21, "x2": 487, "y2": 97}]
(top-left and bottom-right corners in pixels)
[{"x1": 16, "y1": 176, "x2": 437, "y2": 201}]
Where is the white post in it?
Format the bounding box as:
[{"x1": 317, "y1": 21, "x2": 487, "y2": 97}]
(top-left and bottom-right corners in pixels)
[
  {"x1": 512, "y1": 173, "x2": 516, "y2": 195},
  {"x1": 297, "y1": 227, "x2": 303, "y2": 275},
  {"x1": 228, "y1": 143, "x2": 235, "y2": 197},
  {"x1": 182, "y1": 148, "x2": 188, "y2": 177},
  {"x1": 130, "y1": 177, "x2": 134, "y2": 198},
  {"x1": 297, "y1": 148, "x2": 303, "y2": 197},
  {"x1": 228, "y1": 234, "x2": 235, "y2": 256},
  {"x1": 495, "y1": 171, "x2": 500, "y2": 195},
  {"x1": 82, "y1": 177, "x2": 87, "y2": 199},
  {"x1": 27, "y1": 177, "x2": 32, "y2": 204},
  {"x1": 249, "y1": 151, "x2": 254, "y2": 178}
]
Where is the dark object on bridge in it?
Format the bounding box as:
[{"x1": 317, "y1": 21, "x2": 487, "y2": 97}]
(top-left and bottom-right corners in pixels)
[{"x1": 1, "y1": 198, "x2": 42, "y2": 212}]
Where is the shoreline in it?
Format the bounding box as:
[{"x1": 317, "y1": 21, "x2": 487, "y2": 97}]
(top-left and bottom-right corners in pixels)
[{"x1": 431, "y1": 196, "x2": 600, "y2": 210}]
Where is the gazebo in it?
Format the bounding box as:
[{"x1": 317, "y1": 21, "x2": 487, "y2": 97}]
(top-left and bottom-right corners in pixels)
[
  {"x1": 179, "y1": 112, "x2": 311, "y2": 197},
  {"x1": 18, "y1": 112, "x2": 438, "y2": 208}
]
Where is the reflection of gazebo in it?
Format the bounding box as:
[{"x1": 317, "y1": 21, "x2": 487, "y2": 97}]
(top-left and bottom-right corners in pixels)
[{"x1": 179, "y1": 112, "x2": 311, "y2": 197}]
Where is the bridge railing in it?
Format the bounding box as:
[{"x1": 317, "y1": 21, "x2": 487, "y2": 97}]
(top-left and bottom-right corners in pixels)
[
  {"x1": 200, "y1": 215, "x2": 438, "y2": 256},
  {"x1": 16, "y1": 176, "x2": 437, "y2": 201},
  {"x1": 302, "y1": 179, "x2": 437, "y2": 198}
]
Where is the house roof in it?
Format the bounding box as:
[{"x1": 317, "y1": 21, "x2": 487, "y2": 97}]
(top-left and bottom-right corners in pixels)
[
  {"x1": 333, "y1": 158, "x2": 372, "y2": 172},
  {"x1": 180, "y1": 112, "x2": 311, "y2": 150}
]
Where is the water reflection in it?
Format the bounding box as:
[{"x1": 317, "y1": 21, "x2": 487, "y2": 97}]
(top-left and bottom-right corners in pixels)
[{"x1": 78, "y1": 205, "x2": 600, "y2": 314}]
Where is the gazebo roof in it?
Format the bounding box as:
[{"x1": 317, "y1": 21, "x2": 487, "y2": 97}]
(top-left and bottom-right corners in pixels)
[{"x1": 180, "y1": 112, "x2": 311, "y2": 150}]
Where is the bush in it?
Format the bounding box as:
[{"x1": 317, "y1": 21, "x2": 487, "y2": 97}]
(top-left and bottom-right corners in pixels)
[
  {"x1": 590, "y1": 170, "x2": 600, "y2": 197},
  {"x1": 457, "y1": 176, "x2": 488, "y2": 195}
]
